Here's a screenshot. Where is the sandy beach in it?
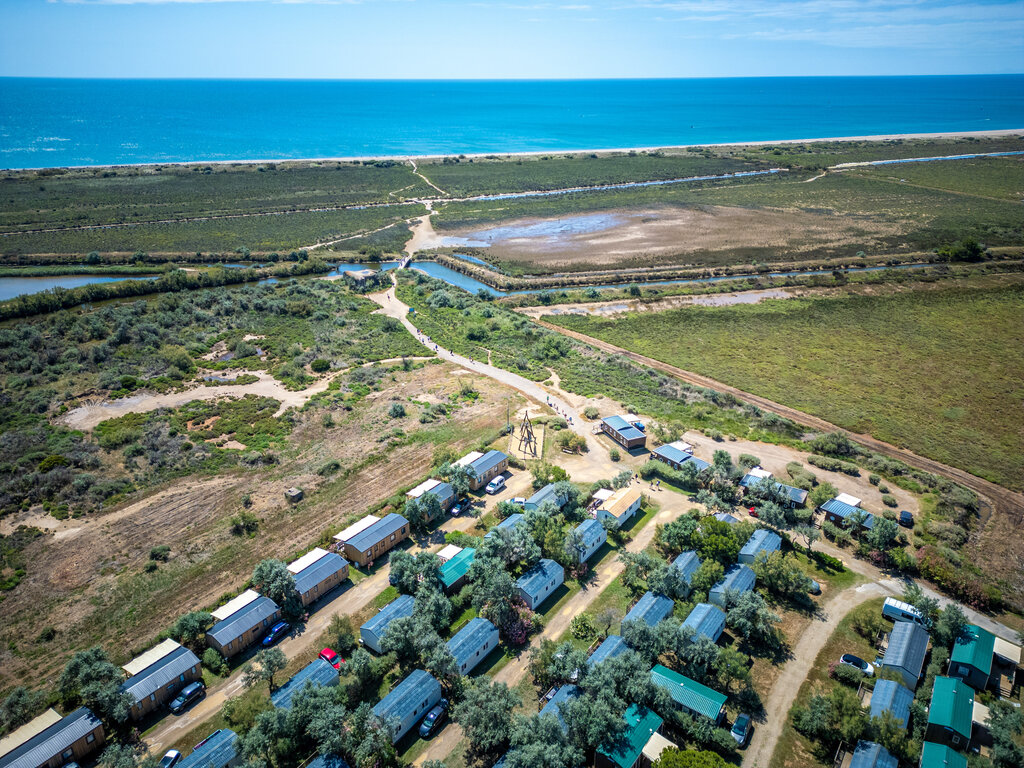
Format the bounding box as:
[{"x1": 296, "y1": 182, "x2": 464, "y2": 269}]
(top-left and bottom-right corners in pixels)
[{"x1": 10, "y1": 129, "x2": 1022, "y2": 173}]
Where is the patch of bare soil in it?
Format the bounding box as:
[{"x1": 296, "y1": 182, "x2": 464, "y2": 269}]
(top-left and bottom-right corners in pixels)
[
  {"x1": 452, "y1": 205, "x2": 902, "y2": 269},
  {"x1": 0, "y1": 362, "x2": 516, "y2": 692}
]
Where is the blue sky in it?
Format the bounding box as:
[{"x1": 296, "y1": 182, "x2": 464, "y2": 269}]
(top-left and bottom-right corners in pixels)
[{"x1": 2, "y1": 0, "x2": 1022, "y2": 78}]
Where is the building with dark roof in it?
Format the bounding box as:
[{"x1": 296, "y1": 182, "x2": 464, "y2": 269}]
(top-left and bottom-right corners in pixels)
[
  {"x1": 681, "y1": 603, "x2": 726, "y2": 644},
  {"x1": 447, "y1": 618, "x2": 500, "y2": 675},
  {"x1": 178, "y1": 729, "x2": 239, "y2": 768},
  {"x1": 651, "y1": 441, "x2": 709, "y2": 472},
  {"x1": 466, "y1": 450, "x2": 509, "y2": 491},
  {"x1": 596, "y1": 704, "x2": 664, "y2": 768},
  {"x1": 709, "y1": 564, "x2": 756, "y2": 608},
  {"x1": 525, "y1": 483, "x2": 567, "y2": 512},
  {"x1": 485, "y1": 513, "x2": 525, "y2": 539},
  {"x1": 539, "y1": 685, "x2": 580, "y2": 732},
  {"x1": 372, "y1": 670, "x2": 442, "y2": 743},
  {"x1": 601, "y1": 416, "x2": 647, "y2": 450},
  {"x1": 206, "y1": 591, "x2": 281, "y2": 659},
  {"x1": 287, "y1": 548, "x2": 349, "y2": 607},
  {"x1": 868, "y1": 679, "x2": 914, "y2": 729},
  {"x1": 738, "y1": 529, "x2": 782, "y2": 564},
  {"x1": 572, "y1": 519, "x2": 607, "y2": 564},
  {"x1": 271, "y1": 659, "x2": 338, "y2": 710},
  {"x1": 847, "y1": 741, "x2": 898, "y2": 768},
  {"x1": 650, "y1": 665, "x2": 727, "y2": 724},
  {"x1": 820, "y1": 498, "x2": 875, "y2": 531},
  {"x1": 342, "y1": 513, "x2": 409, "y2": 567},
  {"x1": 438, "y1": 547, "x2": 476, "y2": 593},
  {"x1": 303, "y1": 755, "x2": 351, "y2": 768},
  {"x1": 406, "y1": 478, "x2": 456, "y2": 514},
  {"x1": 515, "y1": 558, "x2": 564, "y2": 611},
  {"x1": 588, "y1": 635, "x2": 629, "y2": 667},
  {"x1": 880, "y1": 620, "x2": 930, "y2": 689},
  {"x1": 0, "y1": 708, "x2": 104, "y2": 768},
  {"x1": 622, "y1": 592, "x2": 675, "y2": 628},
  {"x1": 671, "y1": 551, "x2": 701, "y2": 594},
  {"x1": 119, "y1": 639, "x2": 202, "y2": 720},
  {"x1": 925, "y1": 677, "x2": 974, "y2": 751},
  {"x1": 360, "y1": 594, "x2": 415, "y2": 654}
]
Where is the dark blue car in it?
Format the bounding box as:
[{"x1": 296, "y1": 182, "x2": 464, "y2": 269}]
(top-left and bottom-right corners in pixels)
[{"x1": 262, "y1": 621, "x2": 291, "y2": 647}]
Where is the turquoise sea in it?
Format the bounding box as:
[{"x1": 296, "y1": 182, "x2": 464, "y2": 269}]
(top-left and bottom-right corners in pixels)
[{"x1": 1, "y1": 76, "x2": 1022, "y2": 169}]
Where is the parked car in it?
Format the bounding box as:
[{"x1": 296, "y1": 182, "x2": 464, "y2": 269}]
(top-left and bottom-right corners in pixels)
[
  {"x1": 159, "y1": 751, "x2": 181, "y2": 768},
  {"x1": 485, "y1": 476, "x2": 506, "y2": 494},
  {"x1": 169, "y1": 682, "x2": 205, "y2": 714},
  {"x1": 838, "y1": 654, "x2": 875, "y2": 676},
  {"x1": 748, "y1": 506, "x2": 758, "y2": 518},
  {"x1": 730, "y1": 713, "x2": 753, "y2": 747},
  {"x1": 262, "y1": 621, "x2": 292, "y2": 647},
  {"x1": 418, "y1": 698, "x2": 449, "y2": 738},
  {"x1": 319, "y1": 648, "x2": 342, "y2": 669},
  {"x1": 512, "y1": 497, "x2": 527, "y2": 507},
  {"x1": 808, "y1": 579, "x2": 821, "y2": 595},
  {"x1": 899, "y1": 510, "x2": 914, "y2": 528}
]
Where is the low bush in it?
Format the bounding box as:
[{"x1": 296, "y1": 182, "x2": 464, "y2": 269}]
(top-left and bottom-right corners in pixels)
[
  {"x1": 807, "y1": 454, "x2": 861, "y2": 476},
  {"x1": 881, "y1": 494, "x2": 898, "y2": 507}
]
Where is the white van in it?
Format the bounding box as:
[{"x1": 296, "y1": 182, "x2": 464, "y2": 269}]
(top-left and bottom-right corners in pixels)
[{"x1": 882, "y1": 597, "x2": 925, "y2": 625}]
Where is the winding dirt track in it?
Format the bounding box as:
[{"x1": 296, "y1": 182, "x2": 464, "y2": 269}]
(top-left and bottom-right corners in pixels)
[{"x1": 531, "y1": 318, "x2": 1024, "y2": 525}]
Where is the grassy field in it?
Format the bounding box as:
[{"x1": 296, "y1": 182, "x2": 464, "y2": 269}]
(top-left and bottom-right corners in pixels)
[
  {"x1": 417, "y1": 151, "x2": 765, "y2": 196},
  {"x1": 549, "y1": 276, "x2": 1024, "y2": 491},
  {"x1": 0, "y1": 203, "x2": 421, "y2": 255}
]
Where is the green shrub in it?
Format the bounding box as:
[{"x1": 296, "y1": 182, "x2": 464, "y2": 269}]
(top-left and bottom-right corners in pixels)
[
  {"x1": 149, "y1": 545, "x2": 171, "y2": 561},
  {"x1": 310, "y1": 358, "x2": 331, "y2": 373},
  {"x1": 881, "y1": 494, "x2": 898, "y2": 508},
  {"x1": 388, "y1": 402, "x2": 406, "y2": 419},
  {"x1": 583, "y1": 406, "x2": 599, "y2": 420},
  {"x1": 609, "y1": 448, "x2": 621, "y2": 462},
  {"x1": 202, "y1": 647, "x2": 229, "y2": 676},
  {"x1": 318, "y1": 459, "x2": 341, "y2": 476},
  {"x1": 807, "y1": 454, "x2": 860, "y2": 476},
  {"x1": 869, "y1": 474, "x2": 881, "y2": 486}
]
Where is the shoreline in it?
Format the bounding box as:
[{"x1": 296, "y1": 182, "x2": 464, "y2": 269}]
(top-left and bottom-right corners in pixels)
[{"x1": 5, "y1": 128, "x2": 1022, "y2": 173}]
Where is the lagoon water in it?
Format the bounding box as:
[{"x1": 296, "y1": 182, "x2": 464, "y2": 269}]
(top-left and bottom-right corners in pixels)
[
  {"x1": 0, "y1": 274, "x2": 158, "y2": 302},
  {"x1": 2, "y1": 76, "x2": 1023, "y2": 168}
]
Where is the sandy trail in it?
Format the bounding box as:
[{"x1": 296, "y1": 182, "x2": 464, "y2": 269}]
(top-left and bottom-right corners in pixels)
[
  {"x1": 742, "y1": 582, "x2": 888, "y2": 768},
  {"x1": 59, "y1": 357, "x2": 434, "y2": 430},
  {"x1": 518, "y1": 287, "x2": 795, "y2": 319},
  {"x1": 409, "y1": 160, "x2": 449, "y2": 196}
]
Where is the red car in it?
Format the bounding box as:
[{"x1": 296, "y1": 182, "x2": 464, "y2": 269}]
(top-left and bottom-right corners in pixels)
[
  {"x1": 748, "y1": 507, "x2": 759, "y2": 518},
  {"x1": 319, "y1": 648, "x2": 342, "y2": 669}
]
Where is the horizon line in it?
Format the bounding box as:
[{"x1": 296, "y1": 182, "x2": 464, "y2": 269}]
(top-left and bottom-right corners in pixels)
[{"x1": 3, "y1": 73, "x2": 1024, "y2": 82}]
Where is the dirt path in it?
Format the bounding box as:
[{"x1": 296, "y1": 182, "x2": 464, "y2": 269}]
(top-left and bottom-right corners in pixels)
[
  {"x1": 533, "y1": 319, "x2": 1024, "y2": 532},
  {"x1": 518, "y1": 288, "x2": 795, "y2": 319},
  {"x1": 743, "y1": 582, "x2": 888, "y2": 768},
  {"x1": 409, "y1": 160, "x2": 448, "y2": 196},
  {"x1": 367, "y1": 278, "x2": 598, "y2": 452},
  {"x1": 59, "y1": 357, "x2": 434, "y2": 430}
]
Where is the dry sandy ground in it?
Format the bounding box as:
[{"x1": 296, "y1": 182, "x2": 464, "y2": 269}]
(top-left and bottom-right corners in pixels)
[
  {"x1": 0, "y1": 361, "x2": 516, "y2": 693},
  {"x1": 443, "y1": 205, "x2": 901, "y2": 269},
  {"x1": 519, "y1": 287, "x2": 794, "y2": 319}
]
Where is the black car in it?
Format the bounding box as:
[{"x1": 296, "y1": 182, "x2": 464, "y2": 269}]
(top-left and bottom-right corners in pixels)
[
  {"x1": 169, "y1": 682, "x2": 205, "y2": 714},
  {"x1": 418, "y1": 699, "x2": 449, "y2": 738},
  {"x1": 899, "y1": 510, "x2": 914, "y2": 528},
  {"x1": 261, "y1": 621, "x2": 291, "y2": 647}
]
